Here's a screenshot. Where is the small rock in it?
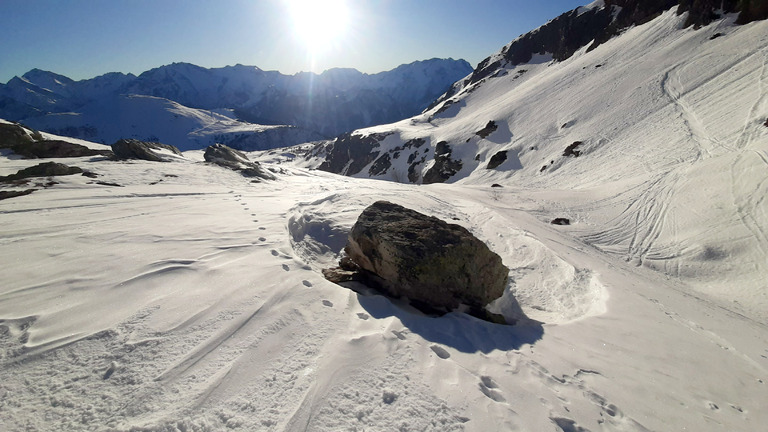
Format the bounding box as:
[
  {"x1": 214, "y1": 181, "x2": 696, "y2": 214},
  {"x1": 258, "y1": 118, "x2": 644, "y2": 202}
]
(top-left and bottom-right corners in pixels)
[
  {"x1": 1, "y1": 162, "x2": 82, "y2": 182},
  {"x1": 551, "y1": 218, "x2": 571, "y2": 225}
]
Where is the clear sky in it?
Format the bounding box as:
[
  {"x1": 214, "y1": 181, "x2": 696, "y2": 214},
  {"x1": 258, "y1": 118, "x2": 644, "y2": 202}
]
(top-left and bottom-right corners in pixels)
[{"x1": 0, "y1": 0, "x2": 588, "y2": 83}]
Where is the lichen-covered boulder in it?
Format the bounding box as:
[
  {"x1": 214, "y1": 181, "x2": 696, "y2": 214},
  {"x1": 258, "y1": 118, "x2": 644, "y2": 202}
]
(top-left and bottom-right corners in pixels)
[
  {"x1": 203, "y1": 143, "x2": 276, "y2": 181},
  {"x1": 112, "y1": 139, "x2": 182, "y2": 162},
  {"x1": 342, "y1": 201, "x2": 508, "y2": 314}
]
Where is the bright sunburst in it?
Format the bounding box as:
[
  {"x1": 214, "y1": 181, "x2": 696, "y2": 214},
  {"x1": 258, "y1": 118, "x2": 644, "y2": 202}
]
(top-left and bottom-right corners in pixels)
[{"x1": 287, "y1": 0, "x2": 349, "y2": 54}]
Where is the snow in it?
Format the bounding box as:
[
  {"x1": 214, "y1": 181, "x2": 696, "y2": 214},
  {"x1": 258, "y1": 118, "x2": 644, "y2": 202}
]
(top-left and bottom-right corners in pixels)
[
  {"x1": 305, "y1": 9, "x2": 768, "y2": 323},
  {"x1": 1, "y1": 6, "x2": 767, "y2": 432}
]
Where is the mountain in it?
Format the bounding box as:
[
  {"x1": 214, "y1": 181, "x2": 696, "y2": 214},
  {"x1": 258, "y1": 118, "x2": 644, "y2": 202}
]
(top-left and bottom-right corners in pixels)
[
  {"x1": 21, "y1": 94, "x2": 323, "y2": 151},
  {"x1": 303, "y1": 5, "x2": 768, "y2": 320},
  {"x1": 0, "y1": 59, "x2": 473, "y2": 149}
]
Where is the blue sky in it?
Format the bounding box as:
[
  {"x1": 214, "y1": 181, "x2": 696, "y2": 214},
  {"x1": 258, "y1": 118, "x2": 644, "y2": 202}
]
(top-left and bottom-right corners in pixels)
[{"x1": 1, "y1": 0, "x2": 588, "y2": 83}]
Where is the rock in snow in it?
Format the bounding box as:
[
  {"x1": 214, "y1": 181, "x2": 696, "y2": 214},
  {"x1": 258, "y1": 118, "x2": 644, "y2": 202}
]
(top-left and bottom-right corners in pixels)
[
  {"x1": 111, "y1": 138, "x2": 182, "y2": 162},
  {"x1": 203, "y1": 143, "x2": 276, "y2": 181},
  {"x1": 0, "y1": 161, "x2": 83, "y2": 182},
  {"x1": 340, "y1": 201, "x2": 509, "y2": 318}
]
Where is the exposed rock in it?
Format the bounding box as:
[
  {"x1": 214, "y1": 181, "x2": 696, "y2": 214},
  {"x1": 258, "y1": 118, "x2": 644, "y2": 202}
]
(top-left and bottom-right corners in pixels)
[
  {"x1": 317, "y1": 132, "x2": 389, "y2": 176},
  {"x1": 563, "y1": 141, "x2": 584, "y2": 157},
  {"x1": 1, "y1": 162, "x2": 83, "y2": 182},
  {"x1": 339, "y1": 201, "x2": 509, "y2": 316},
  {"x1": 764, "y1": 118, "x2": 768, "y2": 127},
  {"x1": 0, "y1": 189, "x2": 36, "y2": 200},
  {"x1": 486, "y1": 150, "x2": 508, "y2": 169},
  {"x1": 551, "y1": 218, "x2": 571, "y2": 225},
  {"x1": 14, "y1": 140, "x2": 111, "y2": 159},
  {"x1": 422, "y1": 142, "x2": 463, "y2": 184},
  {"x1": 1, "y1": 122, "x2": 111, "y2": 158},
  {"x1": 491, "y1": 184, "x2": 503, "y2": 188},
  {"x1": 476, "y1": 120, "x2": 498, "y2": 139},
  {"x1": 112, "y1": 139, "x2": 182, "y2": 162},
  {"x1": 203, "y1": 143, "x2": 276, "y2": 181},
  {"x1": 369, "y1": 153, "x2": 392, "y2": 176}
]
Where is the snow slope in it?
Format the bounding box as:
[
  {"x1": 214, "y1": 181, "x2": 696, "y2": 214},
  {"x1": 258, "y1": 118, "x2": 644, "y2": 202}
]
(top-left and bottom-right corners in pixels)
[
  {"x1": 22, "y1": 94, "x2": 323, "y2": 152},
  {"x1": 0, "y1": 147, "x2": 766, "y2": 431},
  {"x1": 305, "y1": 10, "x2": 768, "y2": 322}
]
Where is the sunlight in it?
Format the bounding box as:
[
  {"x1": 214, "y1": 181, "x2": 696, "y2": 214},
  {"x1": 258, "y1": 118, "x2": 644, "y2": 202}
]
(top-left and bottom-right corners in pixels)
[{"x1": 287, "y1": 0, "x2": 349, "y2": 54}]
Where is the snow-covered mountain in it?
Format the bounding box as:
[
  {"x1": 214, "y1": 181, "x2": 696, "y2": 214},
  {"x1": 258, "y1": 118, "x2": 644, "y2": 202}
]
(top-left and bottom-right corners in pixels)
[
  {"x1": 20, "y1": 94, "x2": 323, "y2": 152},
  {"x1": 304, "y1": 5, "x2": 768, "y2": 320},
  {"x1": 0, "y1": 59, "x2": 472, "y2": 149}
]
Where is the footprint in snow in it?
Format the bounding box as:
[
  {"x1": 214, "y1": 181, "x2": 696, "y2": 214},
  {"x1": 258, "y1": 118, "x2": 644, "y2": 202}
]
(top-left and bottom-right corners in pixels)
[
  {"x1": 259, "y1": 227, "x2": 266, "y2": 231},
  {"x1": 356, "y1": 313, "x2": 369, "y2": 320},
  {"x1": 430, "y1": 345, "x2": 451, "y2": 359},
  {"x1": 302, "y1": 280, "x2": 313, "y2": 287},
  {"x1": 392, "y1": 330, "x2": 407, "y2": 340},
  {"x1": 282, "y1": 264, "x2": 290, "y2": 271},
  {"x1": 322, "y1": 300, "x2": 333, "y2": 307},
  {"x1": 259, "y1": 237, "x2": 266, "y2": 242},
  {"x1": 271, "y1": 250, "x2": 279, "y2": 256}
]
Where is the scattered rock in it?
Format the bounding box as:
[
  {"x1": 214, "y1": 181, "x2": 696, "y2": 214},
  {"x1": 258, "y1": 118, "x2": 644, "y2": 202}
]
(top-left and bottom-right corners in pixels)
[
  {"x1": 81, "y1": 171, "x2": 99, "y2": 178},
  {"x1": 491, "y1": 183, "x2": 503, "y2": 188},
  {"x1": 422, "y1": 141, "x2": 463, "y2": 184},
  {"x1": 112, "y1": 138, "x2": 182, "y2": 162},
  {"x1": 337, "y1": 201, "x2": 509, "y2": 318},
  {"x1": 551, "y1": 218, "x2": 571, "y2": 226},
  {"x1": 1, "y1": 162, "x2": 83, "y2": 182},
  {"x1": 476, "y1": 120, "x2": 498, "y2": 138},
  {"x1": 317, "y1": 132, "x2": 390, "y2": 176},
  {"x1": 204, "y1": 143, "x2": 276, "y2": 181},
  {"x1": 709, "y1": 32, "x2": 724, "y2": 40},
  {"x1": 563, "y1": 141, "x2": 583, "y2": 157},
  {"x1": 763, "y1": 118, "x2": 768, "y2": 127},
  {"x1": 95, "y1": 181, "x2": 123, "y2": 187},
  {"x1": 486, "y1": 150, "x2": 508, "y2": 169},
  {"x1": 0, "y1": 189, "x2": 36, "y2": 200}
]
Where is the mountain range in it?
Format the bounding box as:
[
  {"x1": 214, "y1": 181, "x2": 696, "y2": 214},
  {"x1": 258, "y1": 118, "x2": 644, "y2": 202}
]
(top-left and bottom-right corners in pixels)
[{"x1": 0, "y1": 58, "x2": 472, "y2": 150}]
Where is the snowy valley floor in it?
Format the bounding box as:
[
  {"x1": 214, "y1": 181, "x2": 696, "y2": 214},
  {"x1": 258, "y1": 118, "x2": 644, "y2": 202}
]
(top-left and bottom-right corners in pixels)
[{"x1": 1, "y1": 153, "x2": 767, "y2": 431}]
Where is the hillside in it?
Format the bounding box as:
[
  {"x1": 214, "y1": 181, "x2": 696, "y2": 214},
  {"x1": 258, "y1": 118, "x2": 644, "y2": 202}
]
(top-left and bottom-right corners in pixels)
[{"x1": 304, "y1": 7, "x2": 768, "y2": 322}]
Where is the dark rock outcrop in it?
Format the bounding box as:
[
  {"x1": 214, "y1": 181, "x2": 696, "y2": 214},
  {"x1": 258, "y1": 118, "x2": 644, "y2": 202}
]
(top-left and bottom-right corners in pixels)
[
  {"x1": 476, "y1": 121, "x2": 498, "y2": 139},
  {"x1": 551, "y1": 218, "x2": 571, "y2": 226},
  {"x1": 203, "y1": 143, "x2": 276, "y2": 181},
  {"x1": 317, "y1": 132, "x2": 390, "y2": 176},
  {"x1": 111, "y1": 139, "x2": 182, "y2": 162},
  {"x1": 0, "y1": 189, "x2": 36, "y2": 200},
  {"x1": 422, "y1": 142, "x2": 463, "y2": 184},
  {"x1": 486, "y1": 151, "x2": 508, "y2": 169},
  {"x1": 0, "y1": 122, "x2": 110, "y2": 158},
  {"x1": 563, "y1": 141, "x2": 583, "y2": 157},
  {"x1": 1, "y1": 162, "x2": 83, "y2": 182},
  {"x1": 338, "y1": 201, "x2": 509, "y2": 317}
]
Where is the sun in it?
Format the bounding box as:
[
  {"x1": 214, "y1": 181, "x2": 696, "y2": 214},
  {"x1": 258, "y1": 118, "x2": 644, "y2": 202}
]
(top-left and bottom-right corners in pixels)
[{"x1": 287, "y1": 0, "x2": 349, "y2": 54}]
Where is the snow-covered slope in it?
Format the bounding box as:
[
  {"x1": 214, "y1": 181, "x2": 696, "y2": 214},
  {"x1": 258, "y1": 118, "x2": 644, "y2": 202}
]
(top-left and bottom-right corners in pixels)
[
  {"x1": 1, "y1": 133, "x2": 767, "y2": 431},
  {"x1": 21, "y1": 94, "x2": 323, "y2": 152},
  {"x1": 305, "y1": 9, "x2": 768, "y2": 322}
]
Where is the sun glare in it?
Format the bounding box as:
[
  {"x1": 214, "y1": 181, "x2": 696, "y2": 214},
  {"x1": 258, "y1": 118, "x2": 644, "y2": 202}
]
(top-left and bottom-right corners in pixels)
[{"x1": 287, "y1": 0, "x2": 349, "y2": 54}]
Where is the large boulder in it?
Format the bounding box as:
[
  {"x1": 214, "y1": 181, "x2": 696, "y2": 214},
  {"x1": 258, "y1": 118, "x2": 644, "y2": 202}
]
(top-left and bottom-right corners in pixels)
[
  {"x1": 0, "y1": 122, "x2": 110, "y2": 158},
  {"x1": 111, "y1": 139, "x2": 182, "y2": 162},
  {"x1": 341, "y1": 201, "x2": 509, "y2": 315},
  {"x1": 204, "y1": 144, "x2": 276, "y2": 181}
]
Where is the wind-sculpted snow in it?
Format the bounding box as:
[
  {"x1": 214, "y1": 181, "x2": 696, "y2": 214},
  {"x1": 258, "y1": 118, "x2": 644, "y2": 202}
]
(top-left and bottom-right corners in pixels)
[{"x1": 0, "y1": 142, "x2": 767, "y2": 430}]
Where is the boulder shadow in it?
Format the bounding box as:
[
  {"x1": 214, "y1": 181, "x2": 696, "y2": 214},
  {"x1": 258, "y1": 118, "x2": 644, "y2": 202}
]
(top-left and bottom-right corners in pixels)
[{"x1": 347, "y1": 282, "x2": 544, "y2": 354}]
